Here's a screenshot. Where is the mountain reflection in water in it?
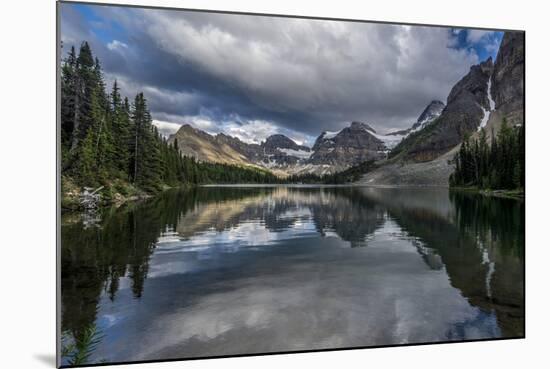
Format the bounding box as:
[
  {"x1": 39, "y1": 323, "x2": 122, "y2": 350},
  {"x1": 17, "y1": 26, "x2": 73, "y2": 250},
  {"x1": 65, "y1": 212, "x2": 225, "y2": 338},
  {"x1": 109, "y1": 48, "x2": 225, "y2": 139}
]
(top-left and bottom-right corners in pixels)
[{"x1": 61, "y1": 186, "x2": 524, "y2": 365}]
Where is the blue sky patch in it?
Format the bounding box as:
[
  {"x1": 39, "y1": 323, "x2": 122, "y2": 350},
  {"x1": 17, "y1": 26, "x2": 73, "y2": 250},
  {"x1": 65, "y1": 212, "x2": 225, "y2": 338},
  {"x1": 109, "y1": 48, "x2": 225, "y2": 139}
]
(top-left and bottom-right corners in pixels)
[{"x1": 450, "y1": 28, "x2": 503, "y2": 61}]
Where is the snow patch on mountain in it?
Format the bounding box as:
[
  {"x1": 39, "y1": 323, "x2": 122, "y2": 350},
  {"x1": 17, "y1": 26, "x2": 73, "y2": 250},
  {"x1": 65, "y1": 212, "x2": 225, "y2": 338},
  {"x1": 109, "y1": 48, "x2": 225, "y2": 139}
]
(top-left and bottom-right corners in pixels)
[
  {"x1": 279, "y1": 148, "x2": 313, "y2": 160},
  {"x1": 370, "y1": 132, "x2": 405, "y2": 149},
  {"x1": 408, "y1": 100, "x2": 445, "y2": 135},
  {"x1": 410, "y1": 120, "x2": 429, "y2": 134},
  {"x1": 322, "y1": 130, "x2": 341, "y2": 140},
  {"x1": 488, "y1": 78, "x2": 496, "y2": 111},
  {"x1": 409, "y1": 115, "x2": 438, "y2": 134},
  {"x1": 478, "y1": 77, "x2": 496, "y2": 131}
]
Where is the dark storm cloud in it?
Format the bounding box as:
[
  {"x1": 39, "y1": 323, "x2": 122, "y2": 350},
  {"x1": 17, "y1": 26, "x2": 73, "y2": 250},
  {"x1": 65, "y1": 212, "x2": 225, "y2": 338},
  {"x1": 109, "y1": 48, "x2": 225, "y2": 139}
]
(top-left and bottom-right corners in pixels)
[
  {"x1": 62, "y1": 4, "x2": 317, "y2": 142},
  {"x1": 60, "y1": 3, "x2": 498, "y2": 144}
]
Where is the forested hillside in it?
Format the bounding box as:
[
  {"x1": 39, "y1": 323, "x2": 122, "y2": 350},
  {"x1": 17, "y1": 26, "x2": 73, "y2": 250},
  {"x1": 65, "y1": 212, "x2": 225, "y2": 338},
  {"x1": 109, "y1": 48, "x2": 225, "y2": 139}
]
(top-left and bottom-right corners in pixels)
[{"x1": 61, "y1": 42, "x2": 279, "y2": 207}]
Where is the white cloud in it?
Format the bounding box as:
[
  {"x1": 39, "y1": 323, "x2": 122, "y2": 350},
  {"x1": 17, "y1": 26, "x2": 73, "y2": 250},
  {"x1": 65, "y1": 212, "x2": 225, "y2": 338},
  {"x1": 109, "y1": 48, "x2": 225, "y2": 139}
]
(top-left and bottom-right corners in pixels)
[
  {"x1": 221, "y1": 119, "x2": 314, "y2": 145},
  {"x1": 106, "y1": 39, "x2": 128, "y2": 52},
  {"x1": 484, "y1": 37, "x2": 501, "y2": 54},
  {"x1": 152, "y1": 120, "x2": 181, "y2": 138},
  {"x1": 142, "y1": 11, "x2": 479, "y2": 130},
  {"x1": 224, "y1": 120, "x2": 279, "y2": 145},
  {"x1": 103, "y1": 72, "x2": 202, "y2": 116}
]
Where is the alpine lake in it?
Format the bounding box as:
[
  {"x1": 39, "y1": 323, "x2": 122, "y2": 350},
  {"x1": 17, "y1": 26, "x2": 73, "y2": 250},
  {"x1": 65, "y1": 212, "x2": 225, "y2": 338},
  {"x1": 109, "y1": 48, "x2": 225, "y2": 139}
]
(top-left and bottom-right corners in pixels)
[{"x1": 60, "y1": 185, "x2": 524, "y2": 365}]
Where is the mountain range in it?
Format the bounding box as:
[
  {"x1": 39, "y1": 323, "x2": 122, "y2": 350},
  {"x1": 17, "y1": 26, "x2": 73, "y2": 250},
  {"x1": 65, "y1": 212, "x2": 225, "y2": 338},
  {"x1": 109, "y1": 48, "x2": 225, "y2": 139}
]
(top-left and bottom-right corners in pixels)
[
  {"x1": 167, "y1": 32, "x2": 524, "y2": 184},
  {"x1": 169, "y1": 119, "x2": 409, "y2": 176},
  {"x1": 167, "y1": 101, "x2": 446, "y2": 176}
]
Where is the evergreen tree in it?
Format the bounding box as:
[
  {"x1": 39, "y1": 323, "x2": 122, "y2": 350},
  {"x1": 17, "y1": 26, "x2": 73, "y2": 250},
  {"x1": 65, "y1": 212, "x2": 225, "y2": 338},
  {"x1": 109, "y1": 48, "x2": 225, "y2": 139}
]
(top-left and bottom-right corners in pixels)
[
  {"x1": 130, "y1": 93, "x2": 162, "y2": 191},
  {"x1": 110, "y1": 81, "x2": 132, "y2": 176},
  {"x1": 71, "y1": 41, "x2": 96, "y2": 153},
  {"x1": 61, "y1": 46, "x2": 77, "y2": 155}
]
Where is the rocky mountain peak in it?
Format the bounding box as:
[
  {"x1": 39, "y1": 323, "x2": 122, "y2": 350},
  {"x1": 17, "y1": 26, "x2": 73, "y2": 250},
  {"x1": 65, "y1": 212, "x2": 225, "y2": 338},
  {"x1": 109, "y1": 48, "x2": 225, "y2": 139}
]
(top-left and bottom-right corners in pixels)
[
  {"x1": 480, "y1": 56, "x2": 494, "y2": 72},
  {"x1": 448, "y1": 61, "x2": 492, "y2": 107},
  {"x1": 179, "y1": 124, "x2": 196, "y2": 132},
  {"x1": 176, "y1": 123, "x2": 216, "y2": 142},
  {"x1": 262, "y1": 134, "x2": 309, "y2": 152},
  {"x1": 414, "y1": 100, "x2": 445, "y2": 128},
  {"x1": 308, "y1": 121, "x2": 386, "y2": 170}
]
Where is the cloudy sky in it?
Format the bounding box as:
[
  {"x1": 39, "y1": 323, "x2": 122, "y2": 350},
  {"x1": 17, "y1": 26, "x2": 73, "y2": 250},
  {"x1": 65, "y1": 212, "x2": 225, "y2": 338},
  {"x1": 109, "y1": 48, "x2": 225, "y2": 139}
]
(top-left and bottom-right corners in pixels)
[{"x1": 60, "y1": 3, "x2": 503, "y2": 146}]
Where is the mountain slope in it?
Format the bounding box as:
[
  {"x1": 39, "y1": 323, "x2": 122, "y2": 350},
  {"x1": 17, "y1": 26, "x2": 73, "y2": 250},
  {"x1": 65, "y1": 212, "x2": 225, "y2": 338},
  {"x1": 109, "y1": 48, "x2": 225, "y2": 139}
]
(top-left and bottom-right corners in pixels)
[
  {"x1": 466, "y1": 31, "x2": 525, "y2": 144},
  {"x1": 410, "y1": 100, "x2": 446, "y2": 132},
  {"x1": 168, "y1": 124, "x2": 253, "y2": 167},
  {"x1": 358, "y1": 147, "x2": 458, "y2": 186},
  {"x1": 261, "y1": 134, "x2": 312, "y2": 167},
  {"x1": 391, "y1": 58, "x2": 494, "y2": 162},
  {"x1": 383, "y1": 100, "x2": 446, "y2": 147}
]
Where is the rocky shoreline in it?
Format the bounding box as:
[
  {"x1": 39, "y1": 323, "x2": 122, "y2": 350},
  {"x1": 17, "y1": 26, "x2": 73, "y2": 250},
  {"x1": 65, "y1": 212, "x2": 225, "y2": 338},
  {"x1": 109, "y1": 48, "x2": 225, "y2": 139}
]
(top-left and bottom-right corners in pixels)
[{"x1": 61, "y1": 176, "x2": 162, "y2": 211}]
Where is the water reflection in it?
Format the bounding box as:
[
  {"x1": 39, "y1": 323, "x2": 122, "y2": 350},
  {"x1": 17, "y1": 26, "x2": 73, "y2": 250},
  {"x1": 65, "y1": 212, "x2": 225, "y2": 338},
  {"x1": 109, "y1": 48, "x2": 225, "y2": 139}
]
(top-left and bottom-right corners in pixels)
[{"x1": 60, "y1": 186, "x2": 524, "y2": 365}]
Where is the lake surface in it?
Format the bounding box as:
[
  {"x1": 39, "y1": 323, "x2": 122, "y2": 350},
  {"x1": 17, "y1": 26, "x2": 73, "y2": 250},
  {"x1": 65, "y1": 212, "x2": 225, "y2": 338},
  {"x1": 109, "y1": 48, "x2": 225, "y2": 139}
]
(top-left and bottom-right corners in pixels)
[{"x1": 60, "y1": 186, "x2": 524, "y2": 365}]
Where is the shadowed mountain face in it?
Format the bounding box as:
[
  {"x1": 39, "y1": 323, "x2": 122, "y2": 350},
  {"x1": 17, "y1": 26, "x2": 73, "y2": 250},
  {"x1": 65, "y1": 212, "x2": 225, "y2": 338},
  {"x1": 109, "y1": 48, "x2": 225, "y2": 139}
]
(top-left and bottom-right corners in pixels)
[
  {"x1": 492, "y1": 32, "x2": 525, "y2": 126},
  {"x1": 389, "y1": 100, "x2": 446, "y2": 137},
  {"x1": 413, "y1": 100, "x2": 446, "y2": 130},
  {"x1": 263, "y1": 134, "x2": 310, "y2": 153},
  {"x1": 61, "y1": 186, "x2": 523, "y2": 365},
  {"x1": 394, "y1": 58, "x2": 494, "y2": 162}
]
